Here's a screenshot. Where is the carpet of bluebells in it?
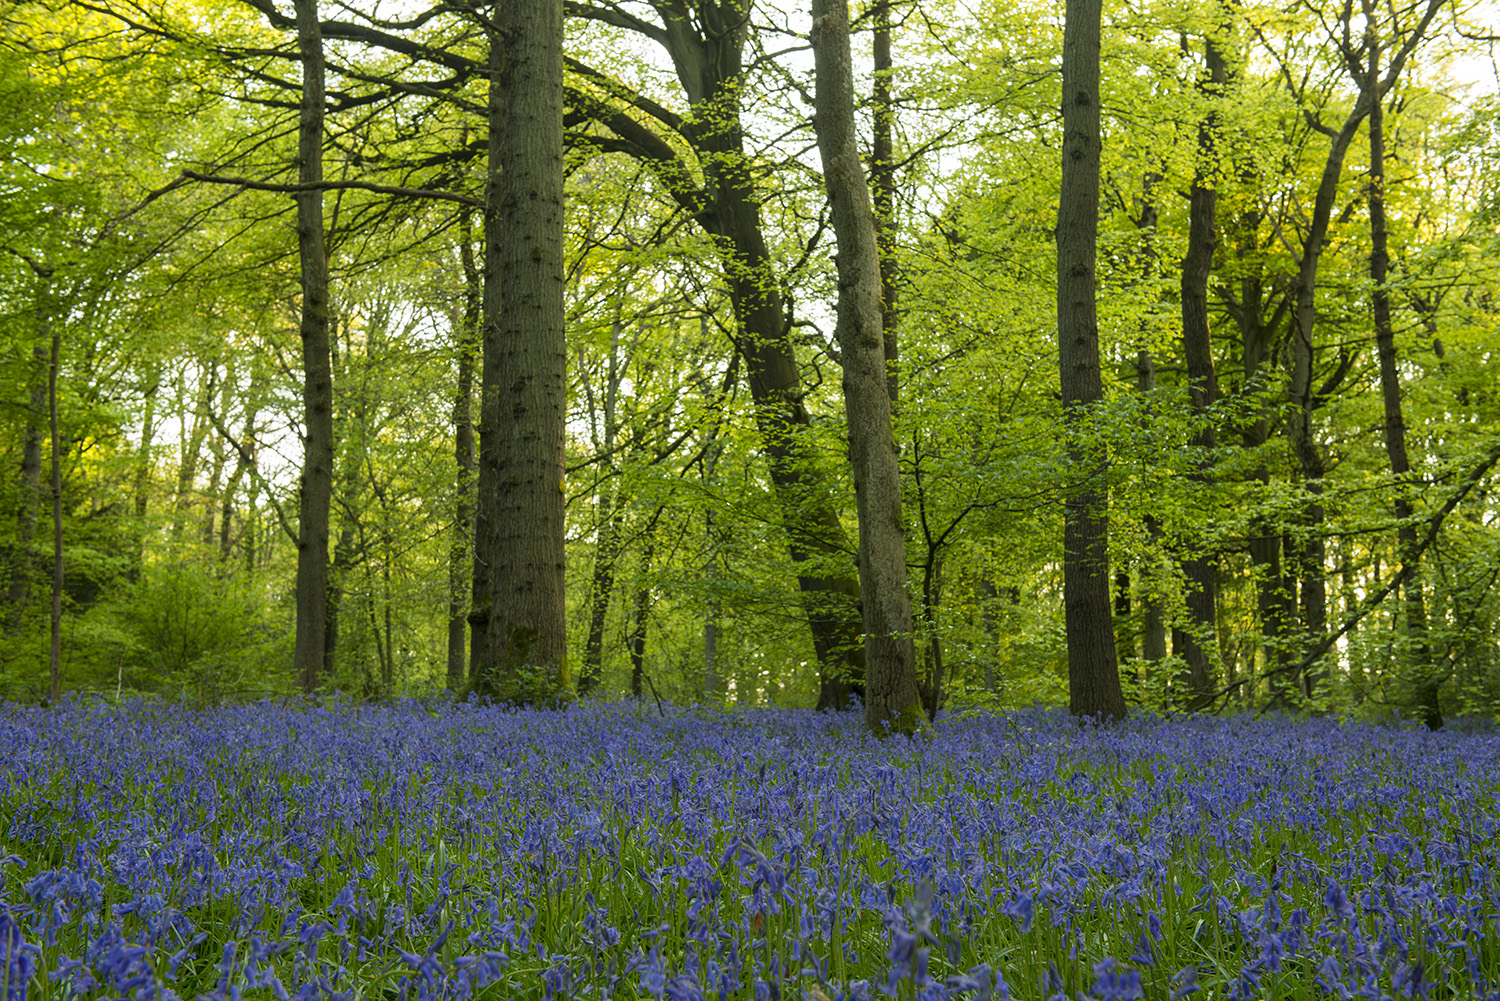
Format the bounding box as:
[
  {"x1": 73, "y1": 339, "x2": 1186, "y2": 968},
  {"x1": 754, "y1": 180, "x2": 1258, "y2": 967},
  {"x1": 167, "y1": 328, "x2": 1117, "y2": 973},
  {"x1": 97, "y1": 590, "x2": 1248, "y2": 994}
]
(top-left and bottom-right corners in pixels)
[{"x1": 1, "y1": 700, "x2": 1499, "y2": 1001}]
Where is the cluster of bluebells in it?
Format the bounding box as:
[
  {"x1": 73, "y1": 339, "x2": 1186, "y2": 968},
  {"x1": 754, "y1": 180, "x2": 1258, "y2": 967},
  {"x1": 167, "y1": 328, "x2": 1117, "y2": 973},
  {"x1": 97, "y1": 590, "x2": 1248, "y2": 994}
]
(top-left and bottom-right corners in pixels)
[{"x1": 1, "y1": 698, "x2": 1498, "y2": 1000}]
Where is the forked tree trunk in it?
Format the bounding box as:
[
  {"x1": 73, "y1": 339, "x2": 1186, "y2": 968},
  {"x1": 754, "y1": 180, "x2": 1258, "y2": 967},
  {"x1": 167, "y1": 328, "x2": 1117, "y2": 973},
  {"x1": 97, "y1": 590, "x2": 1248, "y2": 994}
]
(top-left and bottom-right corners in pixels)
[
  {"x1": 293, "y1": 0, "x2": 334, "y2": 694},
  {"x1": 811, "y1": 0, "x2": 923, "y2": 735},
  {"x1": 1057, "y1": 0, "x2": 1125, "y2": 721}
]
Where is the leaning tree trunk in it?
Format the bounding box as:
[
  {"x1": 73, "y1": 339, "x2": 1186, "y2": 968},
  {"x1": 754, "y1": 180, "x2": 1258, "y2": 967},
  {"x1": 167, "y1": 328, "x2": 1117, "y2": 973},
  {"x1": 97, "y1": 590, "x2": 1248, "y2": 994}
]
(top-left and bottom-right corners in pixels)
[
  {"x1": 1177, "y1": 26, "x2": 1227, "y2": 705},
  {"x1": 292, "y1": 0, "x2": 333, "y2": 695},
  {"x1": 473, "y1": 0, "x2": 570, "y2": 703},
  {"x1": 811, "y1": 0, "x2": 924, "y2": 735},
  {"x1": 1057, "y1": 0, "x2": 1126, "y2": 721},
  {"x1": 1366, "y1": 13, "x2": 1440, "y2": 729}
]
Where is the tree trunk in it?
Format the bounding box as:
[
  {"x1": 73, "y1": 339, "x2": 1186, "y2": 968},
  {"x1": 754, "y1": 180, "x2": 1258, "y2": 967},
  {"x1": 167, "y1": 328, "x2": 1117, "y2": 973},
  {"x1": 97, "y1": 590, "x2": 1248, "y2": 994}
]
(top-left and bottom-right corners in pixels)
[
  {"x1": 1177, "y1": 28, "x2": 1227, "y2": 705},
  {"x1": 1057, "y1": 0, "x2": 1125, "y2": 721},
  {"x1": 473, "y1": 0, "x2": 570, "y2": 703},
  {"x1": 872, "y1": 0, "x2": 899, "y2": 410},
  {"x1": 293, "y1": 0, "x2": 333, "y2": 695},
  {"x1": 448, "y1": 210, "x2": 480, "y2": 691},
  {"x1": 811, "y1": 0, "x2": 924, "y2": 735},
  {"x1": 1366, "y1": 15, "x2": 1439, "y2": 729},
  {"x1": 704, "y1": 506, "x2": 721, "y2": 703},
  {"x1": 5, "y1": 344, "x2": 47, "y2": 633},
  {"x1": 171, "y1": 367, "x2": 213, "y2": 541},
  {"x1": 579, "y1": 488, "x2": 621, "y2": 694},
  {"x1": 629, "y1": 533, "x2": 655, "y2": 700},
  {"x1": 1131, "y1": 351, "x2": 1168, "y2": 670},
  {"x1": 131, "y1": 366, "x2": 160, "y2": 576},
  {"x1": 219, "y1": 368, "x2": 264, "y2": 565},
  {"x1": 46, "y1": 295, "x2": 62, "y2": 702}
]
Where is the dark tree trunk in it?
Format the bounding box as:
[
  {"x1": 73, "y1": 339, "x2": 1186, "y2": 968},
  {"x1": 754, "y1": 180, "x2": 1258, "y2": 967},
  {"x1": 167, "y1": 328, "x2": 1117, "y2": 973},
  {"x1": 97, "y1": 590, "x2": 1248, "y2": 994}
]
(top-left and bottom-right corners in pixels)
[
  {"x1": 579, "y1": 489, "x2": 621, "y2": 694},
  {"x1": 1057, "y1": 0, "x2": 1125, "y2": 721},
  {"x1": 473, "y1": 0, "x2": 570, "y2": 703},
  {"x1": 1366, "y1": 12, "x2": 1440, "y2": 729},
  {"x1": 629, "y1": 532, "x2": 655, "y2": 700},
  {"x1": 811, "y1": 0, "x2": 924, "y2": 735},
  {"x1": 1177, "y1": 28, "x2": 1227, "y2": 705},
  {"x1": 468, "y1": 28, "x2": 502, "y2": 687},
  {"x1": 6, "y1": 344, "x2": 47, "y2": 633},
  {"x1": 293, "y1": 0, "x2": 333, "y2": 695},
  {"x1": 448, "y1": 211, "x2": 479, "y2": 691}
]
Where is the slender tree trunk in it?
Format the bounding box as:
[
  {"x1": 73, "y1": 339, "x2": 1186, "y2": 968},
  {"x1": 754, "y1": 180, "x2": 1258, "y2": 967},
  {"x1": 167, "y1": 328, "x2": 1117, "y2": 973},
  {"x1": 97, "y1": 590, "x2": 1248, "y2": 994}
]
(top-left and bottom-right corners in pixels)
[
  {"x1": 293, "y1": 0, "x2": 333, "y2": 694},
  {"x1": 629, "y1": 532, "x2": 655, "y2": 700},
  {"x1": 1366, "y1": 18, "x2": 1439, "y2": 729},
  {"x1": 704, "y1": 505, "x2": 721, "y2": 703},
  {"x1": 6, "y1": 344, "x2": 47, "y2": 633},
  {"x1": 448, "y1": 211, "x2": 480, "y2": 691},
  {"x1": 811, "y1": 0, "x2": 923, "y2": 735},
  {"x1": 469, "y1": 29, "x2": 502, "y2": 686},
  {"x1": 171, "y1": 368, "x2": 213, "y2": 541},
  {"x1": 46, "y1": 298, "x2": 62, "y2": 702},
  {"x1": 1177, "y1": 28, "x2": 1227, "y2": 705},
  {"x1": 474, "y1": 0, "x2": 570, "y2": 702},
  {"x1": 871, "y1": 0, "x2": 899, "y2": 409},
  {"x1": 219, "y1": 369, "x2": 264, "y2": 565},
  {"x1": 1131, "y1": 351, "x2": 1169, "y2": 669},
  {"x1": 131, "y1": 366, "x2": 160, "y2": 576},
  {"x1": 580, "y1": 490, "x2": 621, "y2": 694},
  {"x1": 1057, "y1": 0, "x2": 1125, "y2": 721}
]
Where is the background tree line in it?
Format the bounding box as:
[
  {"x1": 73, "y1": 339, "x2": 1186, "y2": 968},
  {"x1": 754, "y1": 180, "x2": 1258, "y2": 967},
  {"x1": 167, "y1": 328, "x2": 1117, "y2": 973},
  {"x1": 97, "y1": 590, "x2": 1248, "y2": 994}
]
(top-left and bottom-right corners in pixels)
[{"x1": 1, "y1": 0, "x2": 1497, "y2": 729}]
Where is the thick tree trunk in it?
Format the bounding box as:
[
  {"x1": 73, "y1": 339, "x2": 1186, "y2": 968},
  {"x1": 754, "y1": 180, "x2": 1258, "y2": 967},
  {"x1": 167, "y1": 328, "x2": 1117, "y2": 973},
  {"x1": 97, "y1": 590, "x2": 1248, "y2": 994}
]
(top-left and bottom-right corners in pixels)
[
  {"x1": 1177, "y1": 30, "x2": 1227, "y2": 704},
  {"x1": 1057, "y1": 0, "x2": 1125, "y2": 721},
  {"x1": 811, "y1": 0, "x2": 923, "y2": 735},
  {"x1": 473, "y1": 0, "x2": 570, "y2": 702},
  {"x1": 1367, "y1": 22, "x2": 1439, "y2": 729},
  {"x1": 448, "y1": 212, "x2": 479, "y2": 691},
  {"x1": 293, "y1": 0, "x2": 333, "y2": 695},
  {"x1": 6, "y1": 344, "x2": 47, "y2": 633}
]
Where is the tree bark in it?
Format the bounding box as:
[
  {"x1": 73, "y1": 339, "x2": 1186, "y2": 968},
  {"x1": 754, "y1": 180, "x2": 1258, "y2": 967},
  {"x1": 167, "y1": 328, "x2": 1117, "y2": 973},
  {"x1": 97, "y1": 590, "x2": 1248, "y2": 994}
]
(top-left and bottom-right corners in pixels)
[
  {"x1": 293, "y1": 0, "x2": 334, "y2": 695},
  {"x1": 1057, "y1": 0, "x2": 1125, "y2": 721},
  {"x1": 448, "y1": 210, "x2": 480, "y2": 691},
  {"x1": 872, "y1": 0, "x2": 899, "y2": 410},
  {"x1": 46, "y1": 298, "x2": 62, "y2": 702},
  {"x1": 473, "y1": 0, "x2": 570, "y2": 703},
  {"x1": 1366, "y1": 8, "x2": 1440, "y2": 729},
  {"x1": 130, "y1": 366, "x2": 160, "y2": 576},
  {"x1": 1177, "y1": 27, "x2": 1227, "y2": 704},
  {"x1": 811, "y1": 0, "x2": 923, "y2": 735}
]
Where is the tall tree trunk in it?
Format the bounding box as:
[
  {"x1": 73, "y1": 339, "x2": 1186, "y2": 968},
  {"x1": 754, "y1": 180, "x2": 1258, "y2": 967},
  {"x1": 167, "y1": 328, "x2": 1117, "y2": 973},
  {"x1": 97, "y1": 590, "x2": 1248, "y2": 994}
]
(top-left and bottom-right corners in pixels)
[
  {"x1": 1057, "y1": 0, "x2": 1125, "y2": 721},
  {"x1": 171, "y1": 367, "x2": 213, "y2": 541},
  {"x1": 811, "y1": 0, "x2": 923, "y2": 735},
  {"x1": 629, "y1": 530, "x2": 655, "y2": 700},
  {"x1": 1177, "y1": 28, "x2": 1227, "y2": 705},
  {"x1": 871, "y1": 0, "x2": 899, "y2": 410},
  {"x1": 448, "y1": 211, "x2": 480, "y2": 691},
  {"x1": 6, "y1": 344, "x2": 47, "y2": 633},
  {"x1": 1366, "y1": 13, "x2": 1440, "y2": 729},
  {"x1": 46, "y1": 295, "x2": 62, "y2": 702},
  {"x1": 580, "y1": 489, "x2": 621, "y2": 694},
  {"x1": 219, "y1": 368, "x2": 264, "y2": 565},
  {"x1": 1131, "y1": 352, "x2": 1169, "y2": 669},
  {"x1": 293, "y1": 0, "x2": 333, "y2": 694},
  {"x1": 704, "y1": 506, "x2": 721, "y2": 702},
  {"x1": 473, "y1": 0, "x2": 570, "y2": 703}
]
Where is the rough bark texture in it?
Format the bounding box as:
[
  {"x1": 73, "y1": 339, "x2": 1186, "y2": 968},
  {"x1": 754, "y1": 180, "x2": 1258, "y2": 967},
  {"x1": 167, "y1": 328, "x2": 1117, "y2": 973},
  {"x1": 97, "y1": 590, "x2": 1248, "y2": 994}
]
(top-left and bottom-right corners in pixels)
[
  {"x1": 811, "y1": 0, "x2": 924, "y2": 735},
  {"x1": 473, "y1": 0, "x2": 571, "y2": 703},
  {"x1": 293, "y1": 0, "x2": 333, "y2": 695},
  {"x1": 1057, "y1": 0, "x2": 1126, "y2": 721},
  {"x1": 1177, "y1": 30, "x2": 1227, "y2": 704},
  {"x1": 448, "y1": 213, "x2": 479, "y2": 691},
  {"x1": 1366, "y1": 17, "x2": 1440, "y2": 729}
]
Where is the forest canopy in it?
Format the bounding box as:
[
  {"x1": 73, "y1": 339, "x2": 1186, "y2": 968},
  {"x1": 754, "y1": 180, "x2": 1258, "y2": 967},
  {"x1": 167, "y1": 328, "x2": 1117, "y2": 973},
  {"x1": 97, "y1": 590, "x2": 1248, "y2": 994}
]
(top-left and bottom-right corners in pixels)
[{"x1": 0, "y1": 0, "x2": 1497, "y2": 725}]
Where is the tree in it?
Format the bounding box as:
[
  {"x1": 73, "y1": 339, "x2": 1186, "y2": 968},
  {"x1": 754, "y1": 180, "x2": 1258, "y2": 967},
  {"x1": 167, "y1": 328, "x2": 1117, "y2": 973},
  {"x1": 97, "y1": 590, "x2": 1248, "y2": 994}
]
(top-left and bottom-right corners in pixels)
[
  {"x1": 471, "y1": 0, "x2": 571, "y2": 703},
  {"x1": 1057, "y1": 0, "x2": 1126, "y2": 721},
  {"x1": 292, "y1": 0, "x2": 334, "y2": 694},
  {"x1": 810, "y1": 0, "x2": 924, "y2": 733}
]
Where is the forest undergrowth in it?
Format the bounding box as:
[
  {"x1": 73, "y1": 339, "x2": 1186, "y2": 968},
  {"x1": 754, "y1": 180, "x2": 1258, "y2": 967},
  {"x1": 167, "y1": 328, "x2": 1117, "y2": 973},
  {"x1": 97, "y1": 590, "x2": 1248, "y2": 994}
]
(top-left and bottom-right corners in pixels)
[{"x1": 1, "y1": 698, "x2": 1498, "y2": 1000}]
